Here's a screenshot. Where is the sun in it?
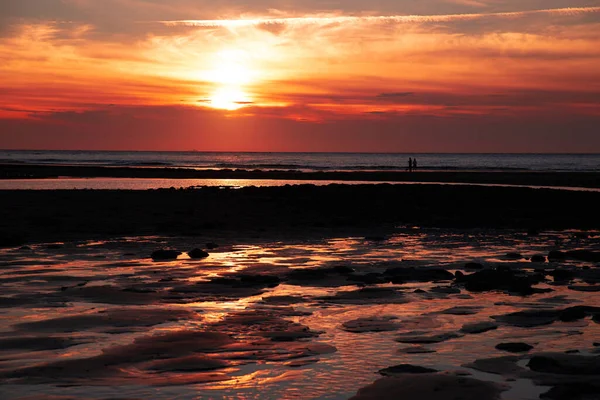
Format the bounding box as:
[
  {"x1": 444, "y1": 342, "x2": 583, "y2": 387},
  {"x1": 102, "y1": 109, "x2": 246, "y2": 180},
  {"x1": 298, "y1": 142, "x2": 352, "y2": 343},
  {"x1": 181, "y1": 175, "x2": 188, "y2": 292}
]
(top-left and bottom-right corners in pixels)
[
  {"x1": 206, "y1": 49, "x2": 255, "y2": 110},
  {"x1": 209, "y1": 87, "x2": 251, "y2": 111}
]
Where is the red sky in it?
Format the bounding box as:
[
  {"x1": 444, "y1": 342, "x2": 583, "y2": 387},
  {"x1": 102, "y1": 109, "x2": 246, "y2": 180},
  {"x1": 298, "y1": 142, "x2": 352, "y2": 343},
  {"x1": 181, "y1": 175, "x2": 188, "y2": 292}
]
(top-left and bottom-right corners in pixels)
[{"x1": 1, "y1": 1, "x2": 599, "y2": 152}]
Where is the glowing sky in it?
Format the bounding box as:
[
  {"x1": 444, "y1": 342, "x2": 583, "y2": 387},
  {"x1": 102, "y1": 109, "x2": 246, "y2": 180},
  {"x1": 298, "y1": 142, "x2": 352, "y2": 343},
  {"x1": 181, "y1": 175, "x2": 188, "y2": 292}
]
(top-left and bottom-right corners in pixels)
[{"x1": 1, "y1": 0, "x2": 599, "y2": 152}]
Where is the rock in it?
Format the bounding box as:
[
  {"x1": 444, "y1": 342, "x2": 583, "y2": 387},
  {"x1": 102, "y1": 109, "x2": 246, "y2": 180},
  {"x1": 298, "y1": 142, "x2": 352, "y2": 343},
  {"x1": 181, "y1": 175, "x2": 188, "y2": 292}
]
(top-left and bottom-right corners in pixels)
[
  {"x1": 438, "y1": 306, "x2": 482, "y2": 315},
  {"x1": 460, "y1": 322, "x2": 499, "y2": 334},
  {"x1": 528, "y1": 353, "x2": 600, "y2": 375},
  {"x1": 465, "y1": 356, "x2": 524, "y2": 375},
  {"x1": 558, "y1": 306, "x2": 587, "y2": 322},
  {"x1": 540, "y1": 384, "x2": 600, "y2": 400},
  {"x1": 505, "y1": 252, "x2": 524, "y2": 260},
  {"x1": 317, "y1": 287, "x2": 408, "y2": 305},
  {"x1": 551, "y1": 269, "x2": 576, "y2": 282},
  {"x1": 396, "y1": 332, "x2": 462, "y2": 344},
  {"x1": 147, "y1": 355, "x2": 229, "y2": 372},
  {"x1": 151, "y1": 249, "x2": 181, "y2": 261},
  {"x1": 342, "y1": 316, "x2": 401, "y2": 333},
  {"x1": 238, "y1": 274, "x2": 280, "y2": 287},
  {"x1": 569, "y1": 285, "x2": 600, "y2": 292},
  {"x1": 364, "y1": 236, "x2": 387, "y2": 242},
  {"x1": 0, "y1": 232, "x2": 28, "y2": 248},
  {"x1": 188, "y1": 248, "x2": 210, "y2": 259},
  {"x1": 495, "y1": 342, "x2": 534, "y2": 353},
  {"x1": 565, "y1": 250, "x2": 600, "y2": 263},
  {"x1": 206, "y1": 242, "x2": 219, "y2": 250},
  {"x1": 531, "y1": 255, "x2": 547, "y2": 263},
  {"x1": 385, "y1": 267, "x2": 454, "y2": 283},
  {"x1": 347, "y1": 273, "x2": 387, "y2": 285},
  {"x1": 379, "y1": 364, "x2": 438, "y2": 376},
  {"x1": 350, "y1": 374, "x2": 507, "y2": 400},
  {"x1": 549, "y1": 250, "x2": 567, "y2": 260},
  {"x1": 559, "y1": 306, "x2": 600, "y2": 322},
  {"x1": 397, "y1": 346, "x2": 436, "y2": 354},
  {"x1": 429, "y1": 286, "x2": 461, "y2": 294},
  {"x1": 492, "y1": 309, "x2": 558, "y2": 327},
  {"x1": 458, "y1": 268, "x2": 544, "y2": 295},
  {"x1": 465, "y1": 262, "x2": 484, "y2": 270}
]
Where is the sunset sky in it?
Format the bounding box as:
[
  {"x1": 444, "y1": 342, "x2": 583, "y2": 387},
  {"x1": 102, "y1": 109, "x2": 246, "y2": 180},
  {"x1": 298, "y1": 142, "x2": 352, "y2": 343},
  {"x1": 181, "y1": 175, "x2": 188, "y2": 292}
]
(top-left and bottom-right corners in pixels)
[{"x1": 1, "y1": 0, "x2": 599, "y2": 152}]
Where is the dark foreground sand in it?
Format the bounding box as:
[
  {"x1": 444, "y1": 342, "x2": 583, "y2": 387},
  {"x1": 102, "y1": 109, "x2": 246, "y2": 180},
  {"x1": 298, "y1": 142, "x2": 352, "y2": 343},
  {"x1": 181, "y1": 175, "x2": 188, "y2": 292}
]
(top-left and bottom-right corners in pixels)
[
  {"x1": 1, "y1": 184, "x2": 600, "y2": 246},
  {"x1": 2, "y1": 163, "x2": 600, "y2": 188}
]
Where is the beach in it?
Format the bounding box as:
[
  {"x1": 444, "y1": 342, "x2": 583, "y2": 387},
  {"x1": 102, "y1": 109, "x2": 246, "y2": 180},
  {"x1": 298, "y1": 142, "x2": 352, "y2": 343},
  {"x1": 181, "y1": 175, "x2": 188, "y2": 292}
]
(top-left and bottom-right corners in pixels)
[{"x1": 1, "y1": 165, "x2": 600, "y2": 400}]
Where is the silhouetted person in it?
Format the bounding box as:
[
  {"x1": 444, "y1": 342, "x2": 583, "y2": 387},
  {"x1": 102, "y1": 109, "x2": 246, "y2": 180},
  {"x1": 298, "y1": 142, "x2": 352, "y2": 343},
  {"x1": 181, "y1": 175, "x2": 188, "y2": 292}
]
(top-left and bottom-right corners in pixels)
[
  {"x1": 408, "y1": 157, "x2": 413, "y2": 172},
  {"x1": 413, "y1": 158, "x2": 418, "y2": 171}
]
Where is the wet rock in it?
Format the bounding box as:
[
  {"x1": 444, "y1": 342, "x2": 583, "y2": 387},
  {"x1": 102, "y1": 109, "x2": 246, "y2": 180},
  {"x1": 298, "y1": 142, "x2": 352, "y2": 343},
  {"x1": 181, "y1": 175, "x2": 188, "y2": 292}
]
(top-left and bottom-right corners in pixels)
[
  {"x1": 15, "y1": 308, "x2": 196, "y2": 333},
  {"x1": 364, "y1": 236, "x2": 387, "y2": 242},
  {"x1": 465, "y1": 356, "x2": 524, "y2": 375},
  {"x1": 551, "y1": 269, "x2": 576, "y2": 283},
  {"x1": 531, "y1": 255, "x2": 547, "y2": 263},
  {"x1": 465, "y1": 262, "x2": 484, "y2": 270},
  {"x1": 238, "y1": 274, "x2": 280, "y2": 287},
  {"x1": 384, "y1": 267, "x2": 454, "y2": 283},
  {"x1": 397, "y1": 346, "x2": 436, "y2": 354},
  {"x1": 438, "y1": 306, "x2": 482, "y2": 315},
  {"x1": 331, "y1": 265, "x2": 355, "y2": 274},
  {"x1": 151, "y1": 249, "x2": 181, "y2": 261},
  {"x1": 188, "y1": 248, "x2": 210, "y2": 259},
  {"x1": 317, "y1": 287, "x2": 408, "y2": 305},
  {"x1": 460, "y1": 321, "x2": 498, "y2": 334},
  {"x1": 260, "y1": 295, "x2": 306, "y2": 305},
  {"x1": 396, "y1": 331, "x2": 462, "y2": 344},
  {"x1": 505, "y1": 252, "x2": 524, "y2": 260},
  {"x1": 0, "y1": 336, "x2": 87, "y2": 351},
  {"x1": 206, "y1": 242, "x2": 219, "y2": 250},
  {"x1": 492, "y1": 309, "x2": 559, "y2": 327},
  {"x1": 495, "y1": 343, "x2": 534, "y2": 353},
  {"x1": 559, "y1": 306, "x2": 587, "y2": 322},
  {"x1": 347, "y1": 273, "x2": 387, "y2": 285},
  {"x1": 568, "y1": 285, "x2": 600, "y2": 292},
  {"x1": 559, "y1": 306, "x2": 600, "y2": 322},
  {"x1": 147, "y1": 355, "x2": 229, "y2": 372},
  {"x1": 528, "y1": 353, "x2": 600, "y2": 375},
  {"x1": 0, "y1": 231, "x2": 28, "y2": 248},
  {"x1": 457, "y1": 268, "x2": 545, "y2": 295},
  {"x1": 429, "y1": 286, "x2": 461, "y2": 294},
  {"x1": 342, "y1": 316, "x2": 401, "y2": 333},
  {"x1": 540, "y1": 384, "x2": 600, "y2": 400},
  {"x1": 379, "y1": 364, "x2": 438, "y2": 376},
  {"x1": 549, "y1": 250, "x2": 567, "y2": 261},
  {"x1": 350, "y1": 374, "x2": 507, "y2": 400},
  {"x1": 565, "y1": 250, "x2": 600, "y2": 263}
]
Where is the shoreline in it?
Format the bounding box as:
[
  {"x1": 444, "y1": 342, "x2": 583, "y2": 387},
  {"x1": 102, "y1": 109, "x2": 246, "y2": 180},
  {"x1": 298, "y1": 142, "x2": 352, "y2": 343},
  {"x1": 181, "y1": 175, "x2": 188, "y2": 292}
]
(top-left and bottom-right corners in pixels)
[
  {"x1": 2, "y1": 163, "x2": 600, "y2": 188},
  {"x1": 2, "y1": 184, "x2": 599, "y2": 246}
]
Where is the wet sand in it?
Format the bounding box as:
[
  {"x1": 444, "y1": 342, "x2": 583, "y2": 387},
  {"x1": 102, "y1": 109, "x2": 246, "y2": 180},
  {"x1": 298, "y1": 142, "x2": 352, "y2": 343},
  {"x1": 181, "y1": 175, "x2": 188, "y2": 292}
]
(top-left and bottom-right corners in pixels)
[
  {"x1": 1, "y1": 231, "x2": 599, "y2": 399},
  {"x1": 2, "y1": 163, "x2": 600, "y2": 188},
  {"x1": 1, "y1": 184, "x2": 600, "y2": 247}
]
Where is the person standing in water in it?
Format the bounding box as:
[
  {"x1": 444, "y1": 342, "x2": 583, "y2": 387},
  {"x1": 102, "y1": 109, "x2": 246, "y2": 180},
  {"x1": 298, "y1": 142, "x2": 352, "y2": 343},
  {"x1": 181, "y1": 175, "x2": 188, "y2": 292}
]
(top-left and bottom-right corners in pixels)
[
  {"x1": 408, "y1": 157, "x2": 413, "y2": 172},
  {"x1": 413, "y1": 158, "x2": 418, "y2": 171}
]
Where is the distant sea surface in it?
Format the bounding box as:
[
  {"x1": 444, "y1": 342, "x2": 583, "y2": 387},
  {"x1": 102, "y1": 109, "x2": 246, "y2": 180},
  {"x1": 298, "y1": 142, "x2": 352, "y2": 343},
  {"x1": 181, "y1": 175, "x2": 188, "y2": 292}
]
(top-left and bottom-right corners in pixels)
[{"x1": 1, "y1": 150, "x2": 600, "y2": 172}]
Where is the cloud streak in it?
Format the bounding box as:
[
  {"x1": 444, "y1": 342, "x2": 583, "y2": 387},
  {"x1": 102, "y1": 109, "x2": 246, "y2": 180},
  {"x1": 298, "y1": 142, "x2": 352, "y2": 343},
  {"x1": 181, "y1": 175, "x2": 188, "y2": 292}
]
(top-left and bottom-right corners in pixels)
[{"x1": 159, "y1": 6, "x2": 600, "y2": 27}]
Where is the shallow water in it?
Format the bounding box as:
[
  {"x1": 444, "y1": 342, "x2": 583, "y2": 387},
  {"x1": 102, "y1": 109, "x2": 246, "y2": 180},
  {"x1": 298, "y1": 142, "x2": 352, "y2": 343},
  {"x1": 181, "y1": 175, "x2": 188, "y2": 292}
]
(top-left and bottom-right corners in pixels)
[
  {"x1": 1, "y1": 177, "x2": 600, "y2": 192},
  {"x1": 0, "y1": 229, "x2": 599, "y2": 399}
]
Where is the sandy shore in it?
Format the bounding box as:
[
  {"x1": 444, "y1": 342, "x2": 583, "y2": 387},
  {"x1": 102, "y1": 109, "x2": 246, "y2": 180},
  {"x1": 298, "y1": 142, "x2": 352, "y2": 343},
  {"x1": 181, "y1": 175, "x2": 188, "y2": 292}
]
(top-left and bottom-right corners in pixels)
[
  {"x1": 2, "y1": 163, "x2": 600, "y2": 188},
  {"x1": 1, "y1": 184, "x2": 599, "y2": 246}
]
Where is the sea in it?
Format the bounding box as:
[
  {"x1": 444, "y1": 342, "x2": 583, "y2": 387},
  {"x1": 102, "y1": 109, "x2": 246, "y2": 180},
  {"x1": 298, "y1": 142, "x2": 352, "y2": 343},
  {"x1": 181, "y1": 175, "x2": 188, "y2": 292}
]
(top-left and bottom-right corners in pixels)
[{"x1": 2, "y1": 150, "x2": 600, "y2": 172}]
